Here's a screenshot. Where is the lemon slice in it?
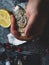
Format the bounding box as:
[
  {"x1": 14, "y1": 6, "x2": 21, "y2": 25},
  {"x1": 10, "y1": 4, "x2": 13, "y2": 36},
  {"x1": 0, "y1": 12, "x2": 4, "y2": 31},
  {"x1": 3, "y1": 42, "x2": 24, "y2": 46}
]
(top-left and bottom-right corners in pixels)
[{"x1": 0, "y1": 9, "x2": 11, "y2": 28}]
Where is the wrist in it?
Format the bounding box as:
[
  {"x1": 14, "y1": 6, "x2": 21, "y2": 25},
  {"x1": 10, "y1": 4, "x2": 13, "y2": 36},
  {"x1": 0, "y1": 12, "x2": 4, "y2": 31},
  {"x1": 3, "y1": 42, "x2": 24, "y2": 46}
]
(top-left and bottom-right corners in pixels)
[{"x1": 29, "y1": 0, "x2": 32, "y2": 2}]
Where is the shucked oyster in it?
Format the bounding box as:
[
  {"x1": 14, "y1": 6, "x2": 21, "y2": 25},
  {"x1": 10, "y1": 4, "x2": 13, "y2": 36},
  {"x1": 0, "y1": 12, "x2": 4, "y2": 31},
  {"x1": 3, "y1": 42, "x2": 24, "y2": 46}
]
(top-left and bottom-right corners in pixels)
[{"x1": 13, "y1": 5, "x2": 27, "y2": 36}]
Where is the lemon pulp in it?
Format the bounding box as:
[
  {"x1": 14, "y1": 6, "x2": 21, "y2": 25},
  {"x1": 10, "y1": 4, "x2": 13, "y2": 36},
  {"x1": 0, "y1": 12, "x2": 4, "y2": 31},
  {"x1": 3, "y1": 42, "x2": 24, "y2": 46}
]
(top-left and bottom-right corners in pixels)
[{"x1": 0, "y1": 9, "x2": 11, "y2": 28}]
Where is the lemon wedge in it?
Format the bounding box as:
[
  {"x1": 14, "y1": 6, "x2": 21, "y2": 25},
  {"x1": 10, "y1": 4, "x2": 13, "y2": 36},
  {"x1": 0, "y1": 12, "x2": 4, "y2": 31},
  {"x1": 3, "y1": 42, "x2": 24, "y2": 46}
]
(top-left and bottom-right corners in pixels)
[{"x1": 0, "y1": 9, "x2": 11, "y2": 28}]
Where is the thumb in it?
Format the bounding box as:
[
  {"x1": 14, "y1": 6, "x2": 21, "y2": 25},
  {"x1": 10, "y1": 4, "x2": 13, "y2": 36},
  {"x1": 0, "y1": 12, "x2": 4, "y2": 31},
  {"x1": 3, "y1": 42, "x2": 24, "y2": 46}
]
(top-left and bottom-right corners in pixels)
[
  {"x1": 10, "y1": 15, "x2": 15, "y2": 29},
  {"x1": 24, "y1": 15, "x2": 35, "y2": 36}
]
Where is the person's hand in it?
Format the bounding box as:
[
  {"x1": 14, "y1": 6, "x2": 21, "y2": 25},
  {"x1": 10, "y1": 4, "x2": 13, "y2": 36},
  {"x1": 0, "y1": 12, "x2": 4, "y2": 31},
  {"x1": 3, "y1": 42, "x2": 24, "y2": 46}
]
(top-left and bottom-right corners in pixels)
[
  {"x1": 10, "y1": 15, "x2": 33, "y2": 41},
  {"x1": 10, "y1": 0, "x2": 47, "y2": 40},
  {"x1": 10, "y1": 0, "x2": 41, "y2": 40},
  {"x1": 24, "y1": 0, "x2": 40, "y2": 36}
]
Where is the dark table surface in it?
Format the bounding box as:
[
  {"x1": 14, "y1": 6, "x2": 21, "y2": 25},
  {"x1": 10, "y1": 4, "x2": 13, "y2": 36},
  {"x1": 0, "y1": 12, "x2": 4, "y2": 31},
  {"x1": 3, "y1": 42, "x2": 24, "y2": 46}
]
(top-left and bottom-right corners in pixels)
[{"x1": 0, "y1": 0, "x2": 49, "y2": 65}]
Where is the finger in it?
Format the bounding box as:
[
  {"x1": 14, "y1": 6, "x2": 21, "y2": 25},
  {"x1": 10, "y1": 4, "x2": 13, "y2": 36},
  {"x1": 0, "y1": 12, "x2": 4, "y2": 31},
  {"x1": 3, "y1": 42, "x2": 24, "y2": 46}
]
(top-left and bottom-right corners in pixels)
[
  {"x1": 24, "y1": 14, "x2": 36, "y2": 36},
  {"x1": 24, "y1": 24, "x2": 31, "y2": 36},
  {"x1": 10, "y1": 15, "x2": 20, "y2": 38},
  {"x1": 10, "y1": 15, "x2": 17, "y2": 31},
  {"x1": 10, "y1": 15, "x2": 15, "y2": 29},
  {"x1": 10, "y1": 15, "x2": 16, "y2": 33},
  {"x1": 25, "y1": 11, "x2": 38, "y2": 35}
]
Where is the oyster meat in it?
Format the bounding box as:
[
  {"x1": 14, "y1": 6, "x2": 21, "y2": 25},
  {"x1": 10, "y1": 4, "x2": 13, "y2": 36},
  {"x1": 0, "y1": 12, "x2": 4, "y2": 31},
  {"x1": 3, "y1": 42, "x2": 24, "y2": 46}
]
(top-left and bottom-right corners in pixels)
[{"x1": 13, "y1": 5, "x2": 27, "y2": 36}]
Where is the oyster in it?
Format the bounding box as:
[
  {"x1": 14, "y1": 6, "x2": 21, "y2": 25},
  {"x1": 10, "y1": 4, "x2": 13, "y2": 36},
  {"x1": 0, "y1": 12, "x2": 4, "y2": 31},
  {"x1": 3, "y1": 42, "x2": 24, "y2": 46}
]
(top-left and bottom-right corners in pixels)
[{"x1": 13, "y1": 5, "x2": 27, "y2": 36}]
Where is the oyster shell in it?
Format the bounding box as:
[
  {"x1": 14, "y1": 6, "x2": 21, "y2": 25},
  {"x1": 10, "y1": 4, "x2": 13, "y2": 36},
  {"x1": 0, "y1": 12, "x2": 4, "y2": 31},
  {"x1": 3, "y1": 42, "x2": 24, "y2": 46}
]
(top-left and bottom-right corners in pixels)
[{"x1": 13, "y1": 5, "x2": 27, "y2": 36}]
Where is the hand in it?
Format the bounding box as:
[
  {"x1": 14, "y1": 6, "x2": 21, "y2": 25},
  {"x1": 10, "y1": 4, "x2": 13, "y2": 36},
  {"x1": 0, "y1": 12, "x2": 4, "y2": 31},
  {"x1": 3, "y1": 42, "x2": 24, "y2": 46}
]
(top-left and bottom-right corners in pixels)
[
  {"x1": 10, "y1": 15, "x2": 33, "y2": 41},
  {"x1": 10, "y1": 0, "x2": 39, "y2": 40},
  {"x1": 24, "y1": 0, "x2": 47, "y2": 37},
  {"x1": 24, "y1": 0, "x2": 40, "y2": 36},
  {"x1": 10, "y1": 0, "x2": 47, "y2": 40}
]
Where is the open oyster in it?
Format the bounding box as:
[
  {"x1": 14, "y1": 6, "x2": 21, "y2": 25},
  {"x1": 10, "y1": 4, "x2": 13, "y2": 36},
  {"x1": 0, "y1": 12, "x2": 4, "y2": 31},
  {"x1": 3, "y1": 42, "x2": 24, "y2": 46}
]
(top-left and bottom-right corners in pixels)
[{"x1": 13, "y1": 5, "x2": 27, "y2": 36}]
